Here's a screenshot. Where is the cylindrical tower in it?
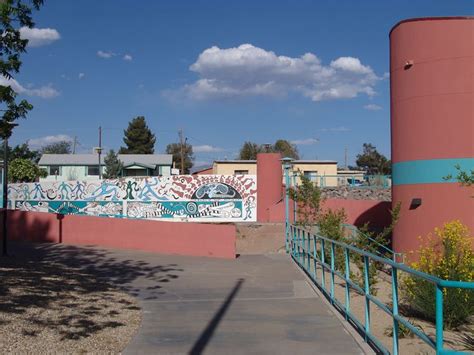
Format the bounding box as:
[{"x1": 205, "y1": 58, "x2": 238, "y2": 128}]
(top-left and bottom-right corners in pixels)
[{"x1": 390, "y1": 17, "x2": 474, "y2": 254}]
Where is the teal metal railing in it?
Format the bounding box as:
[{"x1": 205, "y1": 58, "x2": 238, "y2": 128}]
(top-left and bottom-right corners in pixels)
[
  {"x1": 304, "y1": 174, "x2": 391, "y2": 189},
  {"x1": 342, "y1": 223, "x2": 404, "y2": 264},
  {"x1": 286, "y1": 224, "x2": 474, "y2": 355}
]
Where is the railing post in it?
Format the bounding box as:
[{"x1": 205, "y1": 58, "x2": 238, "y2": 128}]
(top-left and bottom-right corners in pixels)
[
  {"x1": 363, "y1": 255, "x2": 371, "y2": 341},
  {"x1": 307, "y1": 231, "x2": 310, "y2": 270},
  {"x1": 321, "y1": 239, "x2": 326, "y2": 291},
  {"x1": 435, "y1": 285, "x2": 444, "y2": 354},
  {"x1": 391, "y1": 267, "x2": 399, "y2": 355},
  {"x1": 292, "y1": 173, "x2": 297, "y2": 224},
  {"x1": 344, "y1": 248, "x2": 351, "y2": 320},
  {"x1": 282, "y1": 158, "x2": 293, "y2": 254},
  {"x1": 300, "y1": 229, "x2": 305, "y2": 265},
  {"x1": 313, "y1": 235, "x2": 318, "y2": 281},
  {"x1": 330, "y1": 242, "x2": 335, "y2": 303}
]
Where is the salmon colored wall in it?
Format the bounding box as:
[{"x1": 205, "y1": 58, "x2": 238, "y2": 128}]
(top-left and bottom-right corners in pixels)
[
  {"x1": 390, "y1": 18, "x2": 474, "y2": 253},
  {"x1": 390, "y1": 18, "x2": 473, "y2": 162},
  {"x1": 392, "y1": 183, "x2": 474, "y2": 254},
  {"x1": 257, "y1": 153, "x2": 283, "y2": 222},
  {"x1": 6, "y1": 210, "x2": 236, "y2": 259},
  {"x1": 322, "y1": 199, "x2": 392, "y2": 229}
]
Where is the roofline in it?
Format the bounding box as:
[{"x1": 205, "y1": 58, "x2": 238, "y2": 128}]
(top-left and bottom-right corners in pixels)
[
  {"x1": 213, "y1": 160, "x2": 337, "y2": 164},
  {"x1": 390, "y1": 16, "x2": 474, "y2": 36}
]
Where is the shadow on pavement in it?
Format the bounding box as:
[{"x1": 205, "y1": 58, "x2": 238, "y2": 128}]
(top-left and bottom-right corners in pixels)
[{"x1": 0, "y1": 241, "x2": 183, "y2": 340}]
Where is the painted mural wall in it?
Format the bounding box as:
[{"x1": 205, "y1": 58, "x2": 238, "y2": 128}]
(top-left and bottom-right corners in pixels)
[{"x1": 8, "y1": 175, "x2": 257, "y2": 222}]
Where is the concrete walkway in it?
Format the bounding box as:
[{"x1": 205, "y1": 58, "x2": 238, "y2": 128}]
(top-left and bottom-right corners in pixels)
[{"x1": 10, "y1": 243, "x2": 365, "y2": 354}]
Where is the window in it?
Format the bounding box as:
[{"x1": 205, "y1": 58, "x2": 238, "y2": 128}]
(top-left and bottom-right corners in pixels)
[
  {"x1": 49, "y1": 165, "x2": 61, "y2": 176},
  {"x1": 303, "y1": 170, "x2": 318, "y2": 182},
  {"x1": 87, "y1": 165, "x2": 100, "y2": 176},
  {"x1": 234, "y1": 170, "x2": 249, "y2": 175}
]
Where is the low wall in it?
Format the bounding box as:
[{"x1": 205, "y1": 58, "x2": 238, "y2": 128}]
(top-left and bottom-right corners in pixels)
[{"x1": 5, "y1": 210, "x2": 236, "y2": 259}]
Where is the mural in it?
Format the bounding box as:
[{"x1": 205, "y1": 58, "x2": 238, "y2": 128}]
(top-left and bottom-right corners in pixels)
[{"x1": 8, "y1": 175, "x2": 257, "y2": 222}]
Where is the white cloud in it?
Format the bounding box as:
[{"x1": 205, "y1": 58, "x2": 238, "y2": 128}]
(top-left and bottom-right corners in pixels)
[
  {"x1": 291, "y1": 138, "x2": 319, "y2": 145},
  {"x1": 0, "y1": 76, "x2": 60, "y2": 98},
  {"x1": 19, "y1": 26, "x2": 60, "y2": 47},
  {"x1": 97, "y1": 50, "x2": 116, "y2": 59},
  {"x1": 29, "y1": 134, "x2": 73, "y2": 148},
  {"x1": 123, "y1": 54, "x2": 133, "y2": 61},
  {"x1": 78, "y1": 73, "x2": 85, "y2": 79},
  {"x1": 364, "y1": 104, "x2": 382, "y2": 111},
  {"x1": 171, "y1": 43, "x2": 379, "y2": 101},
  {"x1": 319, "y1": 126, "x2": 350, "y2": 133},
  {"x1": 193, "y1": 145, "x2": 225, "y2": 153}
]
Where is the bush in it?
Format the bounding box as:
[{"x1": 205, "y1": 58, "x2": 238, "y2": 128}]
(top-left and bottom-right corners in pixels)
[{"x1": 403, "y1": 220, "x2": 474, "y2": 329}]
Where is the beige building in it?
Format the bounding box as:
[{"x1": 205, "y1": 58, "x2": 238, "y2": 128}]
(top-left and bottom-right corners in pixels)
[{"x1": 211, "y1": 159, "x2": 339, "y2": 186}]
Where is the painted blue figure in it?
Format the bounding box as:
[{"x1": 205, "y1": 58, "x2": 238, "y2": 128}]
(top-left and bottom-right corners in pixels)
[
  {"x1": 87, "y1": 181, "x2": 120, "y2": 201},
  {"x1": 137, "y1": 178, "x2": 164, "y2": 201},
  {"x1": 22, "y1": 185, "x2": 30, "y2": 200},
  {"x1": 71, "y1": 181, "x2": 85, "y2": 200},
  {"x1": 58, "y1": 182, "x2": 72, "y2": 200},
  {"x1": 32, "y1": 183, "x2": 45, "y2": 199}
]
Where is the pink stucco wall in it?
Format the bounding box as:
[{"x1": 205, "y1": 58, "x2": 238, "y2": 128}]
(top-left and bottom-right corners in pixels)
[
  {"x1": 257, "y1": 153, "x2": 284, "y2": 222},
  {"x1": 5, "y1": 210, "x2": 236, "y2": 259}
]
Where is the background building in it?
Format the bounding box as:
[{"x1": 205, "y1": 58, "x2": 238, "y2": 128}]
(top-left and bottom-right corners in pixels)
[{"x1": 38, "y1": 154, "x2": 173, "y2": 181}]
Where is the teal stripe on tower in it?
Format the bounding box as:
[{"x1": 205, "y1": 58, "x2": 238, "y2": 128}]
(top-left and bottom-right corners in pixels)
[{"x1": 392, "y1": 158, "x2": 474, "y2": 186}]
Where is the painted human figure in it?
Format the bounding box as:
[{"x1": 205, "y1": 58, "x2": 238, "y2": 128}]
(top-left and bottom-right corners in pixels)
[
  {"x1": 87, "y1": 181, "x2": 120, "y2": 201},
  {"x1": 71, "y1": 181, "x2": 85, "y2": 200},
  {"x1": 137, "y1": 178, "x2": 163, "y2": 201},
  {"x1": 22, "y1": 184, "x2": 31, "y2": 200},
  {"x1": 58, "y1": 181, "x2": 72, "y2": 200},
  {"x1": 32, "y1": 182, "x2": 45, "y2": 199},
  {"x1": 125, "y1": 180, "x2": 139, "y2": 200}
]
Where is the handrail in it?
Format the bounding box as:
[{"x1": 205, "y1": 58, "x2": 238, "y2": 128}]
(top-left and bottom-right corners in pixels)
[
  {"x1": 342, "y1": 223, "x2": 405, "y2": 263},
  {"x1": 287, "y1": 223, "x2": 474, "y2": 355}
]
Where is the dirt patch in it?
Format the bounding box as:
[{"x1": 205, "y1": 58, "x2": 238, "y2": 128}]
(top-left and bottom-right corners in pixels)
[
  {"x1": 236, "y1": 223, "x2": 286, "y2": 254},
  {"x1": 0, "y1": 250, "x2": 142, "y2": 353}
]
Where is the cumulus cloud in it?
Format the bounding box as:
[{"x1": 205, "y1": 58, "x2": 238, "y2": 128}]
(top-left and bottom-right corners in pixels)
[
  {"x1": 171, "y1": 43, "x2": 379, "y2": 101},
  {"x1": 291, "y1": 138, "x2": 319, "y2": 145},
  {"x1": 123, "y1": 54, "x2": 133, "y2": 61},
  {"x1": 97, "y1": 50, "x2": 116, "y2": 59},
  {"x1": 29, "y1": 134, "x2": 73, "y2": 148},
  {"x1": 0, "y1": 76, "x2": 60, "y2": 98},
  {"x1": 193, "y1": 145, "x2": 225, "y2": 153},
  {"x1": 19, "y1": 26, "x2": 60, "y2": 47},
  {"x1": 364, "y1": 104, "x2": 382, "y2": 111},
  {"x1": 78, "y1": 73, "x2": 85, "y2": 79}
]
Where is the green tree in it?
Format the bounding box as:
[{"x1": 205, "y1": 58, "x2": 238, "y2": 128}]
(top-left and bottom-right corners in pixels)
[
  {"x1": 273, "y1": 139, "x2": 299, "y2": 159},
  {"x1": 166, "y1": 142, "x2": 194, "y2": 174},
  {"x1": 9, "y1": 157, "x2": 46, "y2": 182},
  {"x1": 119, "y1": 116, "x2": 156, "y2": 154},
  {"x1": 10, "y1": 142, "x2": 39, "y2": 162},
  {"x1": 0, "y1": 1, "x2": 43, "y2": 141},
  {"x1": 238, "y1": 141, "x2": 262, "y2": 160},
  {"x1": 355, "y1": 143, "x2": 391, "y2": 175},
  {"x1": 41, "y1": 140, "x2": 72, "y2": 154},
  {"x1": 103, "y1": 149, "x2": 123, "y2": 179}
]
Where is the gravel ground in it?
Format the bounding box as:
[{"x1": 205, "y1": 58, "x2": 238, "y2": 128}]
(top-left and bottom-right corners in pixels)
[{"x1": 0, "y1": 251, "x2": 142, "y2": 353}]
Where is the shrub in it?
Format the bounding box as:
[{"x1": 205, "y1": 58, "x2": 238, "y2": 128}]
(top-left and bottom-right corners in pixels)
[
  {"x1": 403, "y1": 220, "x2": 474, "y2": 329},
  {"x1": 317, "y1": 208, "x2": 347, "y2": 271},
  {"x1": 289, "y1": 172, "x2": 322, "y2": 228}
]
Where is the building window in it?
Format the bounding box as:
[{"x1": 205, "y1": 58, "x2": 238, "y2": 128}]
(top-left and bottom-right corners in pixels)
[
  {"x1": 303, "y1": 170, "x2": 318, "y2": 182},
  {"x1": 87, "y1": 165, "x2": 100, "y2": 176},
  {"x1": 49, "y1": 165, "x2": 61, "y2": 176},
  {"x1": 234, "y1": 170, "x2": 249, "y2": 175}
]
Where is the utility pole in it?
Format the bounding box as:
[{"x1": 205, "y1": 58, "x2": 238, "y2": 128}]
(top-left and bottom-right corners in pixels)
[
  {"x1": 344, "y1": 146, "x2": 348, "y2": 169},
  {"x1": 178, "y1": 129, "x2": 185, "y2": 174},
  {"x1": 72, "y1": 136, "x2": 78, "y2": 154},
  {"x1": 98, "y1": 126, "x2": 102, "y2": 179}
]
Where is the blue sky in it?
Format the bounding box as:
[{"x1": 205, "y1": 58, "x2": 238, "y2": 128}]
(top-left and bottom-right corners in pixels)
[{"x1": 8, "y1": 0, "x2": 473, "y2": 167}]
